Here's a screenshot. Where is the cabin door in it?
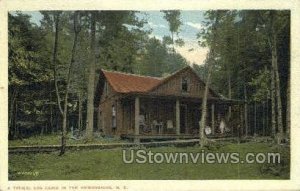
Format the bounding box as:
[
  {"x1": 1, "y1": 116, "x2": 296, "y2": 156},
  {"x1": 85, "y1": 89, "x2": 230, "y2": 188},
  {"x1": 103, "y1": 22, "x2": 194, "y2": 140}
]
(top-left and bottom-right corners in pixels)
[{"x1": 180, "y1": 105, "x2": 187, "y2": 133}]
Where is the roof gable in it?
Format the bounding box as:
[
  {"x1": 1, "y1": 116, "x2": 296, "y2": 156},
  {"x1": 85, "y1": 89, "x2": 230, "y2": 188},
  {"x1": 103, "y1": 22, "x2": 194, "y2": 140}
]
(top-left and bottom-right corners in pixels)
[{"x1": 149, "y1": 66, "x2": 220, "y2": 98}]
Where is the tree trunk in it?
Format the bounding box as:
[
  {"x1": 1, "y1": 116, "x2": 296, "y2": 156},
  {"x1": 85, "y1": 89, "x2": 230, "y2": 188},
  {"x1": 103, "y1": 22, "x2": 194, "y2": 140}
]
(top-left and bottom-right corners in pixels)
[
  {"x1": 243, "y1": 72, "x2": 249, "y2": 136},
  {"x1": 49, "y1": 81, "x2": 54, "y2": 134},
  {"x1": 270, "y1": 63, "x2": 276, "y2": 137},
  {"x1": 199, "y1": 62, "x2": 212, "y2": 147},
  {"x1": 50, "y1": 102, "x2": 54, "y2": 134},
  {"x1": 227, "y1": 70, "x2": 233, "y2": 134},
  {"x1": 254, "y1": 101, "x2": 257, "y2": 136},
  {"x1": 286, "y1": 73, "x2": 290, "y2": 138},
  {"x1": 272, "y1": 34, "x2": 284, "y2": 141},
  {"x1": 227, "y1": 68, "x2": 232, "y2": 121},
  {"x1": 59, "y1": 12, "x2": 80, "y2": 155},
  {"x1": 9, "y1": 87, "x2": 17, "y2": 138},
  {"x1": 85, "y1": 12, "x2": 97, "y2": 141},
  {"x1": 267, "y1": 11, "x2": 284, "y2": 144},
  {"x1": 78, "y1": 92, "x2": 82, "y2": 132},
  {"x1": 266, "y1": 92, "x2": 269, "y2": 136},
  {"x1": 60, "y1": 99, "x2": 68, "y2": 155},
  {"x1": 13, "y1": 99, "x2": 18, "y2": 139},
  {"x1": 199, "y1": 12, "x2": 220, "y2": 147},
  {"x1": 40, "y1": 126, "x2": 44, "y2": 136},
  {"x1": 52, "y1": 12, "x2": 63, "y2": 116},
  {"x1": 262, "y1": 101, "x2": 265, "y2": 136},
  {"x1": 50, "y1": 12, "x2": 65, "y2": 154}
]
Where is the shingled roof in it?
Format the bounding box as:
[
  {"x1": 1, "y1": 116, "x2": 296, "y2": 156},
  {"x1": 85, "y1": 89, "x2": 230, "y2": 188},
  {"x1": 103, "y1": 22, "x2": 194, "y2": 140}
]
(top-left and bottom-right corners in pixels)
[
  {"x1": 95, "y1": 67, "x2": 240, "y2": 107},
  {"x1": 100, "y1": 66, "x2": 219, "y2": 97},
  {"x1": 101, "y1": 69, "x2": 162, "y2": 93}
]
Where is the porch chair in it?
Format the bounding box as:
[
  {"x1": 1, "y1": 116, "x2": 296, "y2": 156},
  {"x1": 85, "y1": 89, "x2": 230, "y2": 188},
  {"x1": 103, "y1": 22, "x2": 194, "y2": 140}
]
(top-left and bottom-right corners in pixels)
[
  {"x1": 166, "y1": 120, "x2": 174, "y2": 134},
  {"x1": 151, "y1": 120, "x2": 163, "y2": 134}
]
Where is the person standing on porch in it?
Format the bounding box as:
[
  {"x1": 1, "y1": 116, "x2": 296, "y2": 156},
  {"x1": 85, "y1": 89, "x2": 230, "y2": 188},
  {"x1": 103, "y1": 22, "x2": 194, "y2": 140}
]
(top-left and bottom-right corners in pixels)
[{"x1": 219, "y1": 117, "x2": 226, "y2": 134}]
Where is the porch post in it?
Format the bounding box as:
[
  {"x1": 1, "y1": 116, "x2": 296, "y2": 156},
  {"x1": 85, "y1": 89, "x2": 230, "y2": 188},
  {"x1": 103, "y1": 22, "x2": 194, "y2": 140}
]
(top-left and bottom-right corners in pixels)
[
  {"x1": 176, "y1": 99, "x2": 180, "y2": 135},
  {"x1": 134, "y1": 96, "x2": 140, "y2": 143},
  {"x1": 97, "y1": 107, "x2": 101, "y2": 131},
  {"x1": 211, "y1": 103, "x2": 215, "y2": 135},
  {"x1": 240, "y1": 104, "x2": 244, "y2": 137}
]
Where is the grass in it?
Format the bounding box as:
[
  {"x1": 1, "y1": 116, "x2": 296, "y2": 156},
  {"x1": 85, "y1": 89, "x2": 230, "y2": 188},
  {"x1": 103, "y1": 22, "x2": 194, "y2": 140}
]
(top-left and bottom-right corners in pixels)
[
  {"x1": 9, "y1": 134, "x2": 127, "y2": 147},
  {"x1": 9, "y1": 142, "x2": 290, "y2": 180}
]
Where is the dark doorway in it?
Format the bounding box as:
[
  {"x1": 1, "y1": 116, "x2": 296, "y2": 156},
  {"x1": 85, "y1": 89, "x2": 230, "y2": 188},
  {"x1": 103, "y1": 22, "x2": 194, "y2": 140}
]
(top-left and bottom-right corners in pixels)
[{"x1": 180, "y1": 105, "x2": 187, "y2": 133}]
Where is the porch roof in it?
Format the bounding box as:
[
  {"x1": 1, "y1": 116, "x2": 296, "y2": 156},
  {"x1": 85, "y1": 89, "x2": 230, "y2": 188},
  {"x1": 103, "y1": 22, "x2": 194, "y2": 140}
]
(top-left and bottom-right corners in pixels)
[{"x1": 119, "y1": 92, "x2": 244, "y2": 105}]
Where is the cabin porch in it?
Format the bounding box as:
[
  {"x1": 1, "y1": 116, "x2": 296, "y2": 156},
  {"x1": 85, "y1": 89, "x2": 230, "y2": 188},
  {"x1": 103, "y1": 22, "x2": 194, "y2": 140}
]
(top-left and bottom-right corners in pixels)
[{"x1": 120, "y1": 94, "x2": 242, "y2": 142}]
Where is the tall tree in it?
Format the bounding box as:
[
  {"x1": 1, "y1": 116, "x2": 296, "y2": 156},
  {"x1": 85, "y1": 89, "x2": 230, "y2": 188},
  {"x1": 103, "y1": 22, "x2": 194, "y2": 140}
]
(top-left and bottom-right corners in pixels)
[
  {"x1": 52, "y1": 12, "x2": 63, "y2": 116},
  {"x1": 258, "y1": 10, "x2": 289, "y2": 142},
  {"x1": 48, "y1": 11, "x2": 81, "y2": 155},
  {"x1": 60, "y1": 12, "x2": 81, "y2": 154},
  {"x1": 85, "y1": 11, "x2": 97, "y2": 140},
  {"x1": 47, "y1": 11, "x2": 80, "y2": 155},
  {"x1": 269, "y1": 11, "x2": 284, "y2": 142},
  {"x1": 199, "y1": 11, "x2": 220, "y2": 147},
  {"x1": 196, "y1": 10, "x2": 290, "y2": 139},
  {"x1": 162, "y1": 10, "x2": 184, "y2": 72},
  {"x1": 162, "y1": 10, "x2": 183, "y2": 51}
]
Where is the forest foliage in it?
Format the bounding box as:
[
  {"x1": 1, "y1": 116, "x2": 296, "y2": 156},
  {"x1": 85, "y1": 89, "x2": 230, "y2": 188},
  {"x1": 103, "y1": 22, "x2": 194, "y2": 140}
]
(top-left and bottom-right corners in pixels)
[
  {"x1": 8, "y1": 10, "x2": 290, "y2": 142},
  {"x1": 8, "y1": 11, "x2": 188, "y2": 139}
]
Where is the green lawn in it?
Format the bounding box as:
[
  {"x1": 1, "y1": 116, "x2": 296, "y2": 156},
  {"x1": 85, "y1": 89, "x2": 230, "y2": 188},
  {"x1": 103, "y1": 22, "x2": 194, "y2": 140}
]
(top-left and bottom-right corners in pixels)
[
  {"x1": 9, "y1": 142, "x2": 290, "y2": 180},
  {"x1": 9, "y1": 134, "x2": 127, "y2": 147}
]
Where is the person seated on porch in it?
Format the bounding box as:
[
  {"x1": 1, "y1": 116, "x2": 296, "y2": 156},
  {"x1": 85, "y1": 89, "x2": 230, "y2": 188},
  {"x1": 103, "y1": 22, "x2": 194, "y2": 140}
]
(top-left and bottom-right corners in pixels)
[
  {"x1": 139, "y1": 115, "x2": 150, "y2": 133},
  {"x1": 151, "y1": 120, "x2": 163, "y2": 134}
]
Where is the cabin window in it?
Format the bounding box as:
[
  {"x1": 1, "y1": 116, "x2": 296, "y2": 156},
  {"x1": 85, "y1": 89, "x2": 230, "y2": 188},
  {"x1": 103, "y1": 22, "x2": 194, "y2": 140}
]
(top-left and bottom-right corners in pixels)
[
  {"x1": 112, "y1": 104, "x2": 116, "y2": 129},
  {"x1": 181, "y1": 77, "x2": 189, "y2": 92}
]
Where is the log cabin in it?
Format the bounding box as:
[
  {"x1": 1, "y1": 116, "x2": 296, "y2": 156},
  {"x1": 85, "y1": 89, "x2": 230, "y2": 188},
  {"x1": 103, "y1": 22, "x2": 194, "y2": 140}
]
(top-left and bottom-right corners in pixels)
[{"x1": 95, "y1": 66, "x2": 243, "y2": 142}]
